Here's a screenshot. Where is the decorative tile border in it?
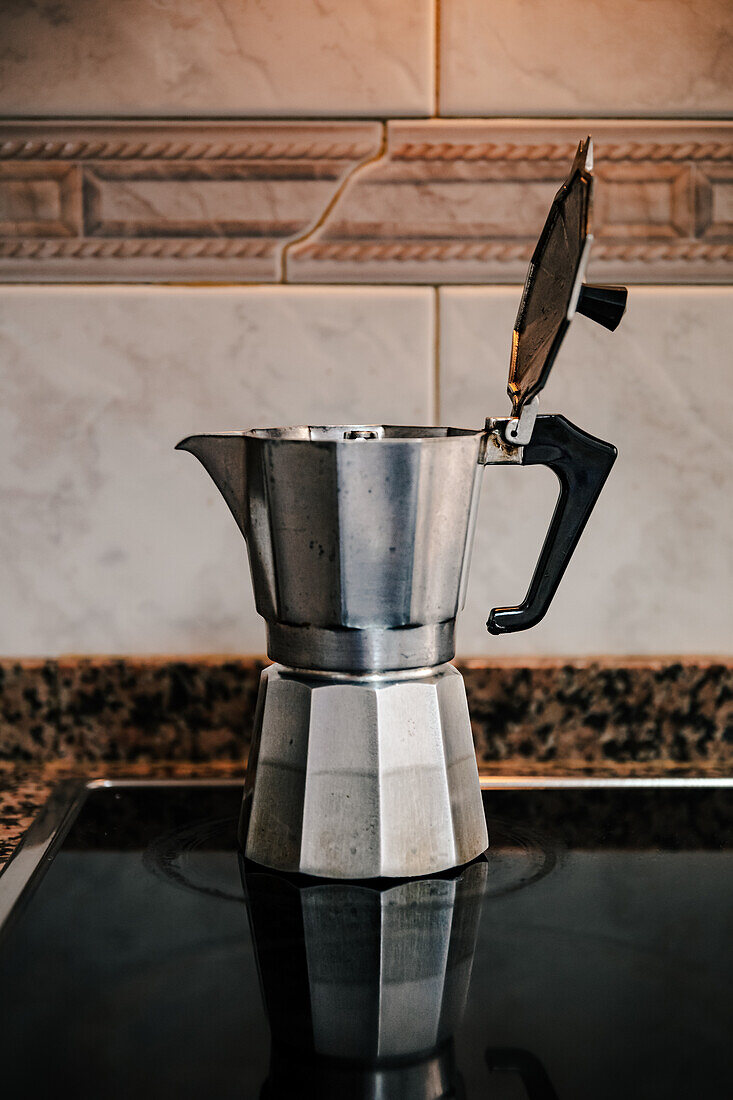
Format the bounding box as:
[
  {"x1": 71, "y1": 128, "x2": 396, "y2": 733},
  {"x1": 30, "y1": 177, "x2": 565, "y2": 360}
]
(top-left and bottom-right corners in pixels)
[
  {"x1": 0, "y1": 121, "x2": 382, "y2": 281},
  {"x1": 0, "y1": 120, "x2": 731, "y2": 283},
  {"x1": 1, "y1": 657, "x2": 731, "y2": 768},
  {"x1": 1, "y1": 119, "x2": 731, "y2": 285},
  {"x1": 289, "y1": 120, "x2": 733, "y2": 284}
]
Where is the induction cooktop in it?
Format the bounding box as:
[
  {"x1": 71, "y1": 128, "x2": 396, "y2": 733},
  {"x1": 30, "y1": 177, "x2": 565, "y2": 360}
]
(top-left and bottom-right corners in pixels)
[{"x1": 1, "y1": 778, "x2": 733, "y2": 1099}]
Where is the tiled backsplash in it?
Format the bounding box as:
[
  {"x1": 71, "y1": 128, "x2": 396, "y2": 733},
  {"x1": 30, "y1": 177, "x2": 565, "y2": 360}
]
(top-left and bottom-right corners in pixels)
[
  {"x1": 1, "y1": 120, "x2": 732, "y2": 283},
  {"x1": 1, "y1": 0, "x2": 729, "y2": 119},
  {"x1": 0, "y1": 122, "x2": 384, "y2": 282},
  {"x1": 2, "y1": 284, "x2": 730, "y2": 657},
  {"x1": 439, "y1": 0, "x2": 733, "y2": 118},
  {"x1": 0, "y1": 0, "x2": 731, "y2": 662},
  {"x1": 0, "y1": 0, "x2": 435, "y2": 118},
  {"x1": 287, "y1": 121, "x2": 733, "y2": 285},
  {"x1": 0, "y1": 285, "x2": 434, "y2": 656},
  {"x1": 442, "y1": 287, "x2": 733, "y2": 656}
]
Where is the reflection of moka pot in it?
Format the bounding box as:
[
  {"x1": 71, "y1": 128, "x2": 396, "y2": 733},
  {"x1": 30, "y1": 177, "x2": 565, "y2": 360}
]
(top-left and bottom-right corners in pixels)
[
  {"x1": 179, "y1": 138, "x2": 627, "y2": 879},
  {"x1": 241, "y1": 859, "x2": 487, "y2": 1100}
]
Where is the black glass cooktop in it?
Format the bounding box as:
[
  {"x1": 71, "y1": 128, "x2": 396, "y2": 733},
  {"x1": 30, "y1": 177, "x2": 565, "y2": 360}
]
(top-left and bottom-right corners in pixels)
[{"x1": 1, "y1": 780, "x2": 733, "y2": 1099}]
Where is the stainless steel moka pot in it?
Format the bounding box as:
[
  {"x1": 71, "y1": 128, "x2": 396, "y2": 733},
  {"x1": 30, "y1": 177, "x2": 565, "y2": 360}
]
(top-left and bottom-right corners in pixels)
[{"x1": 177, "y1": 139, "x2": 627, "y2": 880}]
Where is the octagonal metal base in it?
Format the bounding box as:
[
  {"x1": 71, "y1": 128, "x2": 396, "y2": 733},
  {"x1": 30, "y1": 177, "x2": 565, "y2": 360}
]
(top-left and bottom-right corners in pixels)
[{"x1": 239, "y1": 662, "x2": 488, "y2": 879}]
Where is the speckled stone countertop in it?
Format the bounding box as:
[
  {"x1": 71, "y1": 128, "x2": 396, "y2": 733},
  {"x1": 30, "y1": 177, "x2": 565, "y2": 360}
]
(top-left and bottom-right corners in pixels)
[{"x1": 1, "y1": 655, "x2": 731, "y2": 873}]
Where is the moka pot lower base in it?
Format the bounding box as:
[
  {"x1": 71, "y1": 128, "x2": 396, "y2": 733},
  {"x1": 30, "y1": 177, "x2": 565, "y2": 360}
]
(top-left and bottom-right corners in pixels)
[{"x1": 239, "y1": 661, "x2": 488, "y2": 879}]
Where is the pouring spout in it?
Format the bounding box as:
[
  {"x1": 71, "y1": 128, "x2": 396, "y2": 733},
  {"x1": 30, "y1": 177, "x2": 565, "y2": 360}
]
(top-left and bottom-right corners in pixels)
[{"x1": 176, "y1": 432, "x2": 248, "y2": 537}]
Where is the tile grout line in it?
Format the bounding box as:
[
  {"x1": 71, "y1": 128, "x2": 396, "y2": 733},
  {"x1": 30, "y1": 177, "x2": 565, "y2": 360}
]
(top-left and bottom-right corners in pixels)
[
  {"x1": 279, "y1": 121, "x2": 388, "y2": 283},
  {"x1": 434, "y1": 0, "x2": 442, "y2": 117}
]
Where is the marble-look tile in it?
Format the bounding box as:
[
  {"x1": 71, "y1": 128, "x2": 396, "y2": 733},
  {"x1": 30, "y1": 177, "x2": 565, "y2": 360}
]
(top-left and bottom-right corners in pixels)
[
  {"x1": 0, "y1": 122, "x2": 382, "y2": 282},
  {"x1": 288, "y1": 120, "x2": 733, "y2": 285},
  {"x1": 0, "y1": 0, "x2": 433, "y2": 117},
  {"x1": 0, "y1": 286, "x2": 434, "y2": 656},
  {"x1": 439, "y1": 286, "x2": 733, "y2": 656},
  {"x1": 439, "y1": 0, "x2": 733, "y2": 117}
]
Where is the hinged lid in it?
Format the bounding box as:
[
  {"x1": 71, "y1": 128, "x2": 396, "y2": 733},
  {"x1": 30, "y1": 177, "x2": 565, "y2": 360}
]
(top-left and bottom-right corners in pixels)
[{"x1": 507, "y1": 137, "x2": 627, "y2": 418}]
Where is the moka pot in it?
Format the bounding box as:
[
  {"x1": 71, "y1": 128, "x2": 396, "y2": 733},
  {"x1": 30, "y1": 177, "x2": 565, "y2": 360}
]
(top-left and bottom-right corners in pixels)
[{"x1": 176, "y1": 138, "x2": 626, "y2": 879}]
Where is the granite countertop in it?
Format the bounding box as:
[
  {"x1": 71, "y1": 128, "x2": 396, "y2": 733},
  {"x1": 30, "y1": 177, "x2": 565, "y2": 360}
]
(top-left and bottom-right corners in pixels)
[{"x1": 4, "y1": 757, "x2": 733, "y2": 876}]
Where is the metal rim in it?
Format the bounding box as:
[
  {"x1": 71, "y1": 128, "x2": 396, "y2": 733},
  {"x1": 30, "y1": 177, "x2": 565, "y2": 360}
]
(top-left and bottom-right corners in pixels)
[
  {"x1": 216, "y1": 426, "x2": 484, "y2": 442},
  {"x1": 479, "y1": 775, "x2": 733, "y2": 789},
  {"x1": 0, "y1": 779, "x2": 88, "y2": 932}
]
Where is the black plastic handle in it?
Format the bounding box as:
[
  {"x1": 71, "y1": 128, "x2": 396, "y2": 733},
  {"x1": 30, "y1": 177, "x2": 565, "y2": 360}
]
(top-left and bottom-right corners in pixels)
[{"x1": 487, "y1": 414, "x2": 617, "y2": 635}]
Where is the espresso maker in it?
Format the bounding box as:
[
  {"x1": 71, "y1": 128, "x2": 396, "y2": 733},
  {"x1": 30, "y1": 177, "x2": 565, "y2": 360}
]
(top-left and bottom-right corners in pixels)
[{"x1": 178, "y1": 138, "x2": 627, "y2": 880}]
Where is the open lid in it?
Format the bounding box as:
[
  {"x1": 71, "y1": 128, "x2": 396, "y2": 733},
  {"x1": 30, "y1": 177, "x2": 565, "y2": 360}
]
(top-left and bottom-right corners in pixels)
[{"x1": 507, "y1": 137, "x2": 628, "y2": 419}]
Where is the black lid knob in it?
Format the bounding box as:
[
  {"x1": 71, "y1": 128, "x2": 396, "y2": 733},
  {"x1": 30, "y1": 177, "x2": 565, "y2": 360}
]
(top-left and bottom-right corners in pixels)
[{"x1": 576, "y1": 283, "x2": 628, "y2": 331}]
